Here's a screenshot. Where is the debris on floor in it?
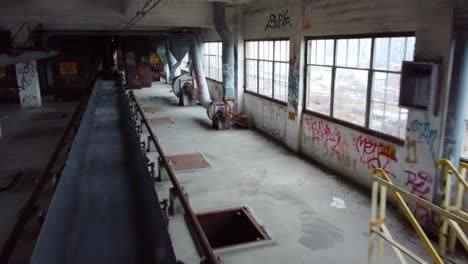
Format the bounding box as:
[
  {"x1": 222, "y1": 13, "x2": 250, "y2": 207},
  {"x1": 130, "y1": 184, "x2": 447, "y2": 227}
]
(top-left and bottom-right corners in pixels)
[{"x1": 330, "y1": 197, "x2": 346, "y2": 209}]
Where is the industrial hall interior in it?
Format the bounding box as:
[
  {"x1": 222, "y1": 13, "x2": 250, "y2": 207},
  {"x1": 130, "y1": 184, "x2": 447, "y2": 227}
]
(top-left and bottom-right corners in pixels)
[{"x1": 0, "y1": 0, "x2": 467, "y2": 263}]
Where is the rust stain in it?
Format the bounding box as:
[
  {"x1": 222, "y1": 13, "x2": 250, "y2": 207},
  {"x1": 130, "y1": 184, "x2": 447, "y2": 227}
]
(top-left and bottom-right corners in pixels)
[{"x1": 166, "y1": 153, "x2": 210, "y2": 171}]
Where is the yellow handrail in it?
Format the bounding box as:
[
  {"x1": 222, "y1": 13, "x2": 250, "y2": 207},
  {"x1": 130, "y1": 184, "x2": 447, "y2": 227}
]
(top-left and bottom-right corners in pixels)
[
  {"x1": 436, "y1": 159, "x2": 468, "y2": 189},
  {"x1": 371, "y1": 169, "x2": 444, "y2": 264},
  {"x1": 436, "y1": 159, "x2": 468, "y2": 256},
  {"x1": 460, "y1": 161, "x2": 468, "y2": 170}
]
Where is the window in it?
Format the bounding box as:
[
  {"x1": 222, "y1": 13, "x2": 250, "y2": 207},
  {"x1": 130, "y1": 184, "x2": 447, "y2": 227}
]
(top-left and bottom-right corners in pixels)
[
  {"x1": 305, "y1": 35, "x2": 415, "y2": 139},
  {"x1": 245, "y1": 40, "x2": 289, "y2": 102},
  {"x1": 180, "y1": 53, "x2": 190, "y2": 72},
  {"x1": 203, "y1": 42, "x2": 222, "y2": 81}
]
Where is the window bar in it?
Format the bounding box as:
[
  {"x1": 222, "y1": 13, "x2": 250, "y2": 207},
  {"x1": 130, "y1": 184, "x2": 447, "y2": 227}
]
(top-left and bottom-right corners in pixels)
[
  {"x1": 330, "y1": 39, "x2": 337, "y2": 117},
  {"x1": 403, "y1": 37, "x2": 408, "y2": 61},
  {"x1": 271, "y1": 41, "x2": 276, "y2": 98},
  {"x1": 386, "y1": 38, "x2": 391, "y2": 71},
  {"x1": 345, "y1": 39, "x2": 349, "y2": 67},
  {"x1": 314, "y1": 40, "x2": 318, "y2": 65},
  {"x1": 383, "y1": 72, "x2": 389, "y2": 133},
  {"x1": 365, "y1": 38, "x2": 376, "y2": 129},
  {"x1": 357, "y1": 39, "x2": 361, "y2": 67},
  {"x1": 257, "y1": 42, "x2": 260, "y2": 94},
  {"x1": 243, "y1": 43, "x2": 247, "y2": 92}
]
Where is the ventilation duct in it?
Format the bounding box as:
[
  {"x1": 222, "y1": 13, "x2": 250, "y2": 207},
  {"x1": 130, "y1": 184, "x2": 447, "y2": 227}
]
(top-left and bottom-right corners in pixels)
[
  {"x1": 214, "y1": 2, "x2": 235, "y2": 100},
  {"x1": 188, "y1": 36, "x2": 211, "y2": 109}
]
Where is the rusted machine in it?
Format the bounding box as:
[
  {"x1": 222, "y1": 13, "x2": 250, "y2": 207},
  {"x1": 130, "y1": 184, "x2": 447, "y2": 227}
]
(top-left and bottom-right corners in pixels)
[{"x1": 172, "y1": 74, "x2": 198, "y2": 106}]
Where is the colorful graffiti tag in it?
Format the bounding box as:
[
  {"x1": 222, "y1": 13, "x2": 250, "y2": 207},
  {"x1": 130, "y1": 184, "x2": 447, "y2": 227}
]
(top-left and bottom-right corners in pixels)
[
  {"x1": 353, "y1": 135, "x2": 398, "y2": 178},
  {"x1": 304, "y1": 117, "x2": 341, "y2": 150},
  {"x1": 404, "y1": 169, "x2": 433, "y2": 225}
]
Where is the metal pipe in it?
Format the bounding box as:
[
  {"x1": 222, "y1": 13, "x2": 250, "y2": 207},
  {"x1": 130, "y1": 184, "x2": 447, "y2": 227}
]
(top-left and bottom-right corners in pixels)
[
  {"x1": 214, "y1": 2, "x2": 235, "y2": 100},
  {"x1": 188, "y1": 36, "x2": 211, "y2": 109},
  {"x1": 438, "y1": 30, "x2": 468, "y2": 206},
  {"x1": 128, "y1": 91, "x2": 219, "y2": 264},
  {"x1": 125, "y1": 0, "x2": 163, "y2": 29},
  {"x1": 442, "y1": 30, "x2": 468, "y2": 164},
  {"x1": 168, "y1": 50, "x2": 181, "y2": 81}
]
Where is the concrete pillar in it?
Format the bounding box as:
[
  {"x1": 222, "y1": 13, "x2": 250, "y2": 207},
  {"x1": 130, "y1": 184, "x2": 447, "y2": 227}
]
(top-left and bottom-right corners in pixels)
[
  {"x1": 285, "y1": 0, "x2": 305, "y2": 151},
  {"x1": 15, "y1": 60, "x2": 42, "y2": 108}
]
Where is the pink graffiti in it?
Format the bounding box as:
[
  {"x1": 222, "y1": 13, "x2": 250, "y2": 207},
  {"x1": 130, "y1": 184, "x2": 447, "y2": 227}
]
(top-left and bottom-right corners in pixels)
[
  {"x1": 304, "y1": 117, "x2": 341, "y2": 151},
  {"x1": 353, "y1": 135, "x2": 398, "y2": 178},
  {"x1": 404, "y1": 169, "x2": 433, "y2": 225},
  {"x1": 404, "y1": 170, "x2": 432, "y2": 197},
  {"x1": 414, "y1": 203, "x2": 431, "y2": 226}
]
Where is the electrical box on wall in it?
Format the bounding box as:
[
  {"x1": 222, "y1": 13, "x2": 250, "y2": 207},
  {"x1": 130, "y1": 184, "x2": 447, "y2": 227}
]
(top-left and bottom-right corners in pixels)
[{"x1": 399, "y1": 61, "x2": 439, "y2": 111}]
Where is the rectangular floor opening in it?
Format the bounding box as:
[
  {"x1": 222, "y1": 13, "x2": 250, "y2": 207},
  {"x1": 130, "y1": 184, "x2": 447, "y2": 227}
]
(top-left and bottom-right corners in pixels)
[
  {"x1": 196, "y1": 207, "x2": 270, "y2": 250},
  {"x1": 167, "y1": 153, "x2": 210, "y2": 171}
]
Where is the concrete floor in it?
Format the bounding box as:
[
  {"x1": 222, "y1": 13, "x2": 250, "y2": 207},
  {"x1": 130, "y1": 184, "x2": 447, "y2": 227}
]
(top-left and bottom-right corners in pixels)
[
  {"x1": 134, "y1": 82, "x2": 437, "y2": 264},
  {"x1": 0, "y1": 97, "x2": 78, "y2": 263}
]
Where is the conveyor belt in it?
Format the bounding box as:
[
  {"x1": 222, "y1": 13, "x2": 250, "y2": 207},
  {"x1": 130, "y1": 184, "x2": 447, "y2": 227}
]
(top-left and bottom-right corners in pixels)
[{"x1": 30, "y1": 79, "x2": 176, "y2": 264}]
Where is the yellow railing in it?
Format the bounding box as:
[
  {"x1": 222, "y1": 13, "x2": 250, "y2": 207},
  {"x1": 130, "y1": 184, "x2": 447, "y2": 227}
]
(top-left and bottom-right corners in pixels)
[
  {"x1": 368, "y1": 168, "x2": 468, "y2": 264},
  {"x1": 436, "y1": 159, "x2": 468, "y2": 256}
]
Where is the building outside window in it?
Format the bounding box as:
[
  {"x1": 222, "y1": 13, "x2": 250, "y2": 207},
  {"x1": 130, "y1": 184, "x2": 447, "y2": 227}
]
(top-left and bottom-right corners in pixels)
[
  {"x1": 203, "y1": 42, "x2": 222, "y2": 82},
  {"x1": 245, "y1": 40, "x2": 289, "y2": 102},
  {"x1": 305, "y1": 35, "x2": 415, "y2": 139}
]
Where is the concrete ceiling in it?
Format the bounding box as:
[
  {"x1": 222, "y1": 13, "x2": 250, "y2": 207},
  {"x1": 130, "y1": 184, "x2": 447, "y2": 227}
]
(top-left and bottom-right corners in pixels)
[{"x1": 0, "y1": 0, "x2": 252, "y2": 31}]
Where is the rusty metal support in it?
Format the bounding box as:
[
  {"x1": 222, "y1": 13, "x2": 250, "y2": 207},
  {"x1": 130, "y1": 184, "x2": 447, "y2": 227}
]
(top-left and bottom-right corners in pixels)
[{"x1": 128, "y1": 90, "x2": 219, "y2": 264}]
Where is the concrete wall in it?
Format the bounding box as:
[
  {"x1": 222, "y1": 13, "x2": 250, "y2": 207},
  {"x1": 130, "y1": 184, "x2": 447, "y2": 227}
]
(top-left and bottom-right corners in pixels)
[
  {"x1": 240, "y1": 0, "x2": 455, "y2": 225},
  {"x1": 245, "y1": 93, "x2": 288, "y2": 143}
]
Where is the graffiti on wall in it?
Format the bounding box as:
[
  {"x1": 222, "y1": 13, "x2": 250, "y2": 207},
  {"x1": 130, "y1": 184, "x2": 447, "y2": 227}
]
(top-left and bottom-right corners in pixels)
[
  {"x1": 288, "y1": 54, "x2": 299, "y2": 117},
  {"x1": 304, "y1": 117, "x2": 341, "y2": 150},
  {"x1": 404, "y1": 169, "x2": 433, "y2": 225},
  {"x1": 16, "y1": 61, "x2": 40, "y2": 108},
  {"x1": 262, "y1": 101, "x2": 287, "y2": 140},
  {"x1": 222, "y1": 64, "x2": 234, "y2": 98},
  {"x1": 304, "y1": 117, "x2": 356, "y2": 169},
  {"x1": 408, "y1": 119, "x2": 438, "y2": 163},
  {"x1": 264, "y1": 9, "x2": 292, "y2": 31},
  {"x1": 353, "y1": 135, "x2": 398, "y2": 178}
]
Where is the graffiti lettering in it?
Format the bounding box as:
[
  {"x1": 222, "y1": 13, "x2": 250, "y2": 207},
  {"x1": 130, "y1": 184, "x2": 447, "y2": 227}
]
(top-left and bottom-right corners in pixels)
[
  {"x1": 404, "y1": 170, "x2": 432, "y2": 197},
  {"x1": 288, "y1": 56, "x2": 299, "y2": 114},
  {"x1": 409, "y1": 119, "x2": 438, "y2": 163},
  {"x1": 264, "y1": 10, "x2": 292, "y2": 31},
  {"x1": 304, "y1": 117, "x2": 341, "y2": 150},
  {"x1": 262, "y1": 101, "x2": 287, "y2": 140},
  {"x1": 410, "y1": 120, "x2": 438, "y2": 146},
  {"x1": 303, "y1": 133, "x2": 356, "y2": 169},
  {"x1": 353, "y1": 135, "x2": 398, "y2": 178},
  {"x1": 404, "y1": 169, "x2": 433, "y2": 225},
  {"x1": 16, "y1": 61, "x2": 39, "y2": 107}
]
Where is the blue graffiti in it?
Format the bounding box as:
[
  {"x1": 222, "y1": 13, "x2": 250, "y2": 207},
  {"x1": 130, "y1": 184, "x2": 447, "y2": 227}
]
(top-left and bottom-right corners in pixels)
[
  {"x1": 409, "y1": 119, "x2": 438, "y2": 163},
  {"x1": 288, "y1": 57, "x2": 299, "y2": 114}
]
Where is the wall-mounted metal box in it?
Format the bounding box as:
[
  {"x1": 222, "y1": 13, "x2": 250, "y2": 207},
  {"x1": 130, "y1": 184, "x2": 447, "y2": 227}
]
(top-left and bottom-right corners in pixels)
[{"x1": 399, "y1": 61, "x2": 439, "y2": 111}]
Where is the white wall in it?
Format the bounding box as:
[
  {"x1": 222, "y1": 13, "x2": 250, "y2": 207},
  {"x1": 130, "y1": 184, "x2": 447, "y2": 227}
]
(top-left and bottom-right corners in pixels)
[
  {"x1": 240, "y1": 0, "x2": 455, "y2": 225},
  {"x1": 244, "y1": 93, "x2": 288, "y2": 143},
  {"x1": 15, "y1": 60, "x2": 42, "y2": 108}
]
